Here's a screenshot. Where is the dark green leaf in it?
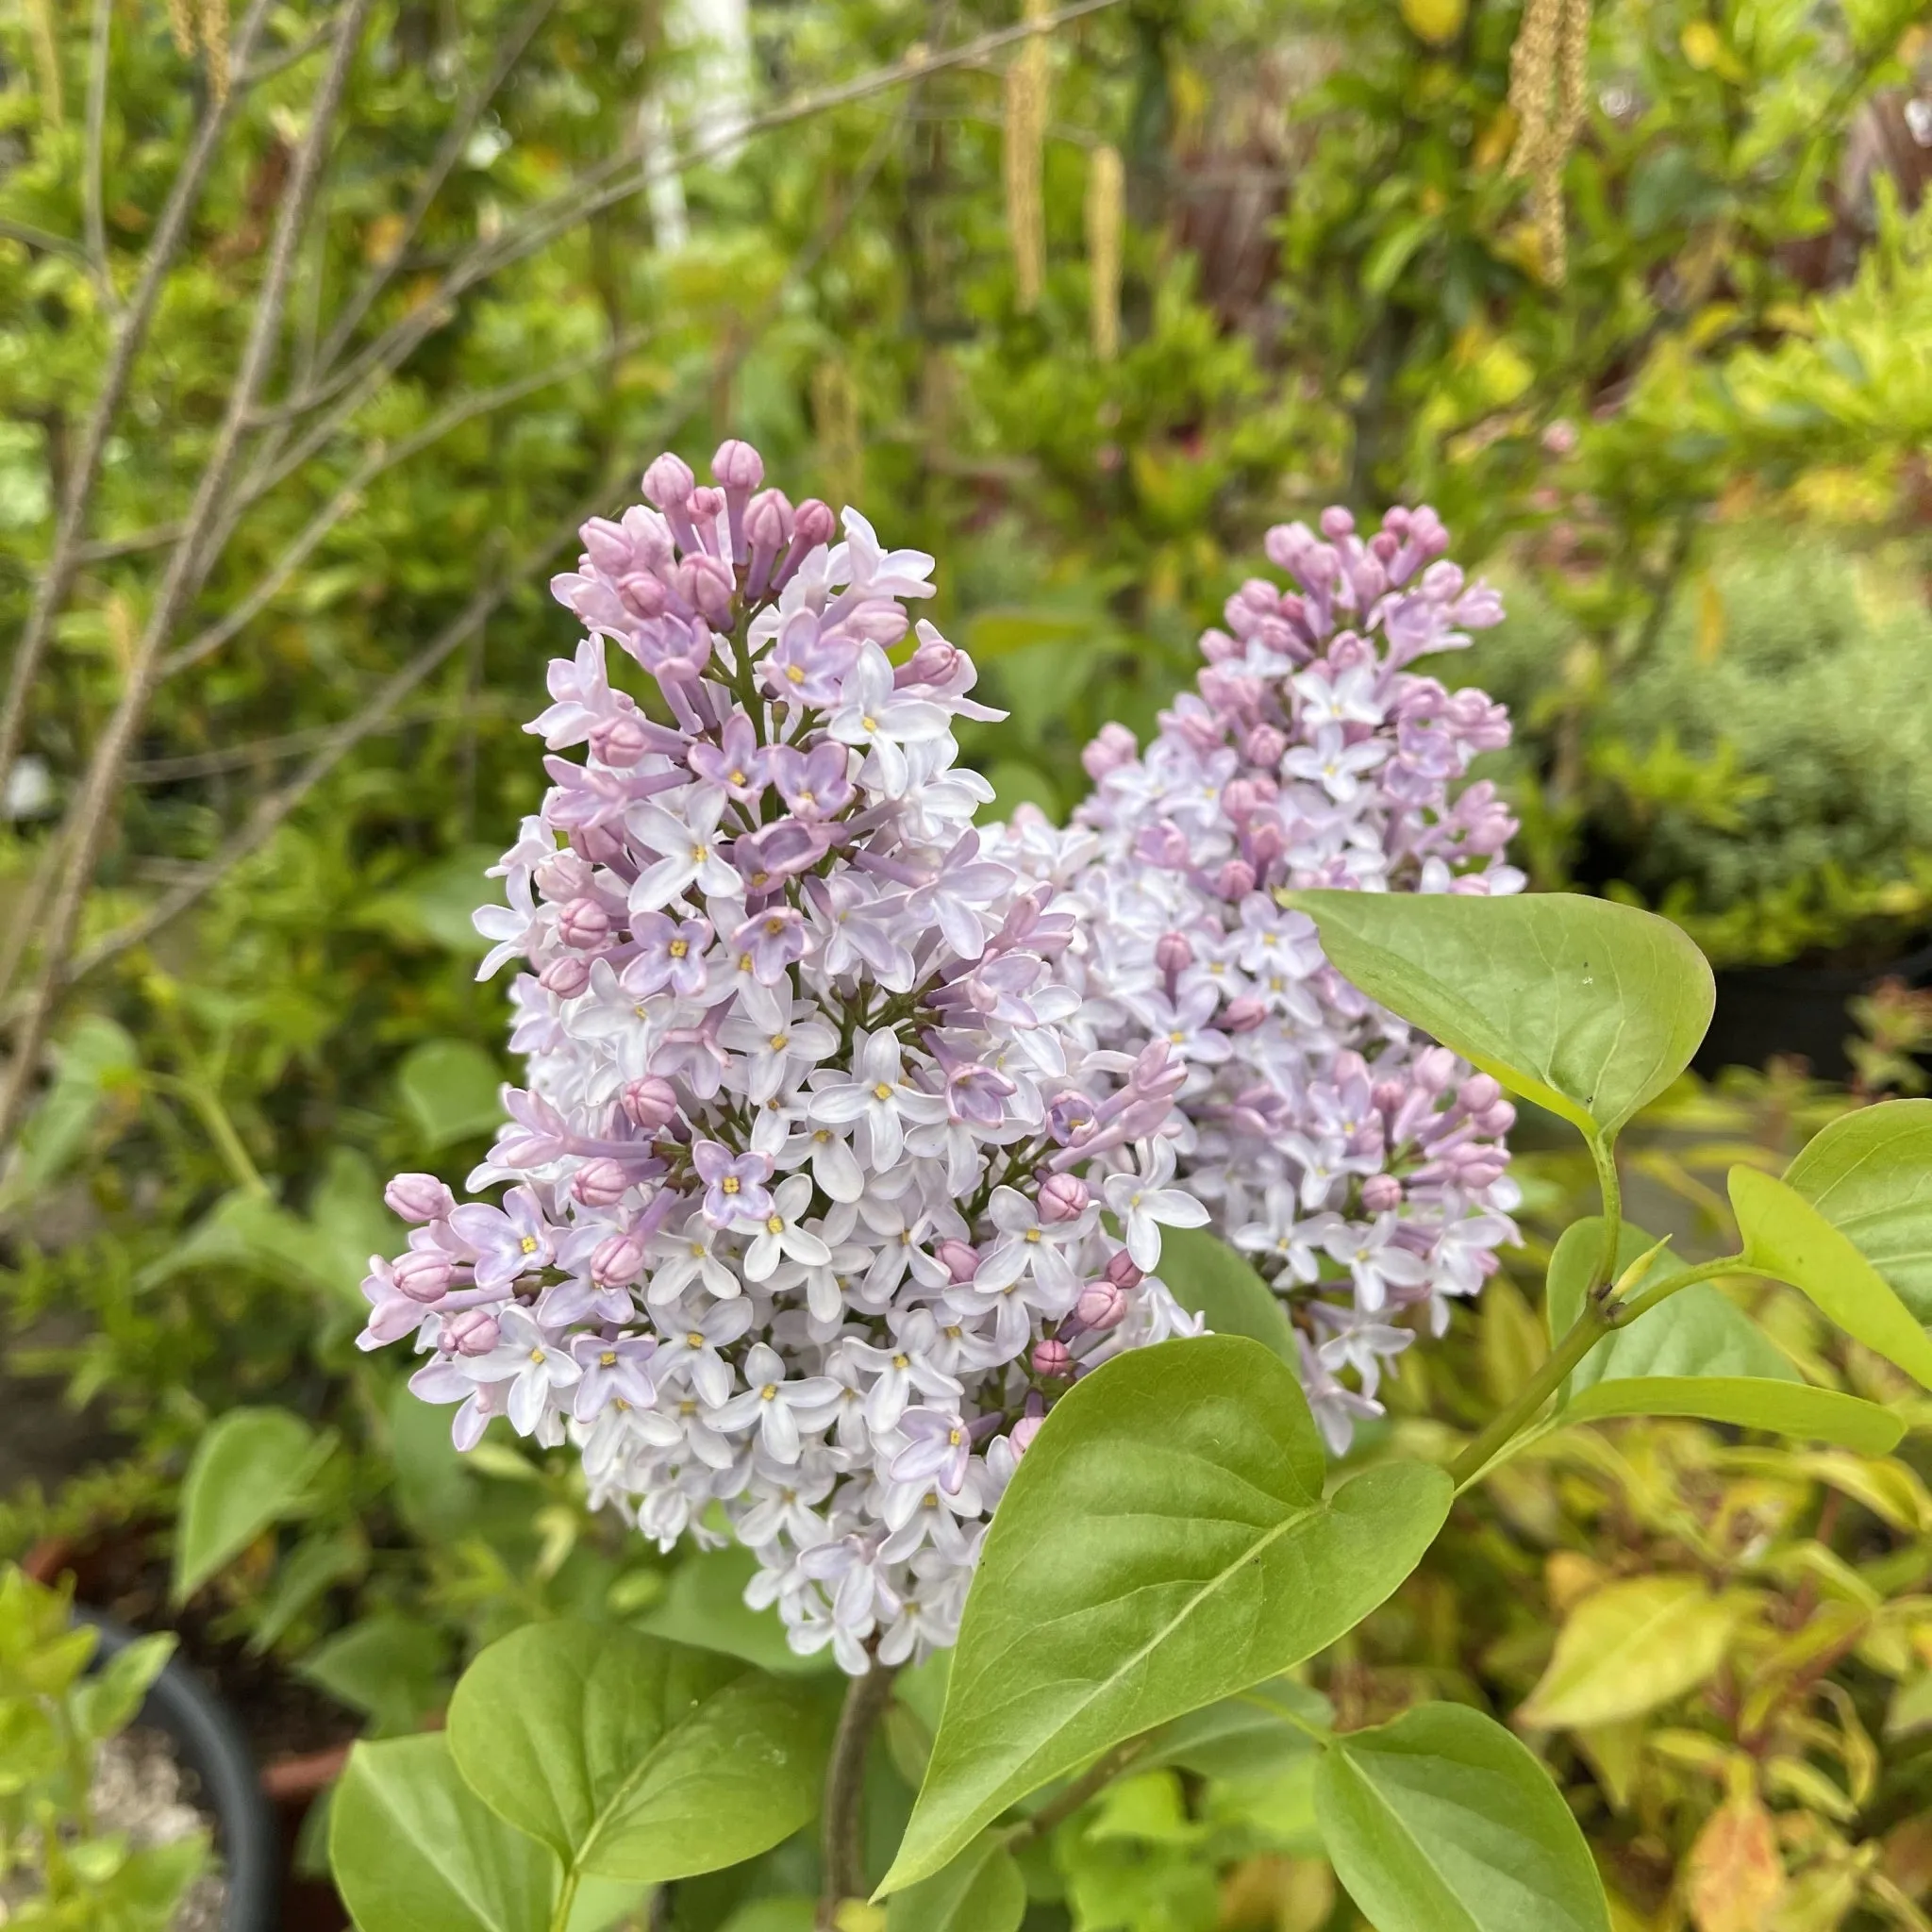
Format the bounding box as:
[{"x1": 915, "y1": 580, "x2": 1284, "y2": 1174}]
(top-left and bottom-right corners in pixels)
[
  {"x1": 297, "y1": 1614, "x2": 449, "y2": 1735},
  {"x1": 172, "y1": 1407, "x2": 324, "y2": 1605},
  {"x1": 884, "y1": 1337, "x2": 1451, "y2": 1890},
  {"x1": 1315, "y1": 1703, "x2": 1610, "y2": 1932},
  {"x1": 1155, "y1": 1224, "x2": 1298, "y2": 1364}
]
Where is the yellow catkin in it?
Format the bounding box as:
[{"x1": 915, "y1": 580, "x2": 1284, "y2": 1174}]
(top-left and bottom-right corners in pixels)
[
  {"x1": 197, "y1": 0, "x2": 230, "y2": 99},
  {"x1": 1003, "y1": 0, "x2": 1051, "y2": 311},
  {"x1": 26, "y1": 0, "x2": 65, "y2": 126},
  {"x1": 1506, "y1": 0, "x2": 1591, "y2": 284},
  {"x1": 810, "y1": 359, "x2": 862, "y2": 510},
  {"x1": 165, "y1": 0, "x2": 195, "y2": 57},
  {"x1": 1085, "y1": 143, "x2": 1124, "y2": 362}
]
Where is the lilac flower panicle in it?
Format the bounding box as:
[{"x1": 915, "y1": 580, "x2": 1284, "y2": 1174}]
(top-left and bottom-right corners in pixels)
[
  {"x1": 993, "y1": 502, "x2": 1524, "y2": 1452},
  {"x1": 363, "y1": 442, "x2": 1202, "y2": 1674}
]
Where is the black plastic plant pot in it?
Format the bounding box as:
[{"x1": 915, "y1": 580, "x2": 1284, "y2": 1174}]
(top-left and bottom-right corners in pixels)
[
  {"x1": 77, "y1": 1607, "x2": 279, "y2": 1932},
  {"x1": 1695, "y1": 935, "x2": 1932, "y2": 1083}
]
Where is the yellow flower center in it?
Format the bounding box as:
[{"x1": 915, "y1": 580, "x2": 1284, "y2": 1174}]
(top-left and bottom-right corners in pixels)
[
  {"x1": 722, "y1": 1175, "x2": 741, "y2": 1195},
  {"x1": 669, "y1": 938, "x2": 688, "y2": 958},
  {"x1": 686, "y1": 1332, "x2": 705, "y2": 1348},
  {"x1": 760, "y1": 1383, "x2": 779, "y2": 1402},
  {"x1": 600, "y1": 1350, "x2": 618, "y2": 1367},
  {"x1": 785, "y1": 664, "x2": 806, "y2": 686},
  {"x1": 519, "y1": 1234, "x2": 540, "y2": 1254},
  {"x1": 873, "y1": 1081, "x2": 894, "y2": 1101},
  {"x1": 765, "y1": 1213, "x2": 784, "y2": 1235},
  {"x1": 860, "y1": 715, "x2": 877, "y2": 731}
]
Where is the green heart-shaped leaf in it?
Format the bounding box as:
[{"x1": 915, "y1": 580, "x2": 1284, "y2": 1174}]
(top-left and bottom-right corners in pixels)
[
  {"x1": 1730, "y1": 1166, "x2": 1932, "y2": 1390},
  {"x1": 1315, "y1": 1703, "x2": 1610, "y2": 1932},
  {"x1": 1783, "y1": 1099, "x2": 1932, "y2": 1319},
  {"x1": 882, "y1": 1336, "x2": 1451, "y2": 1891},
  {"x1": 1284, "y1": 891, "x2": 1712, "y2": 1143},
  {"x1": 446, "y1": 1621, "x2": 834, "y2": 1884}
]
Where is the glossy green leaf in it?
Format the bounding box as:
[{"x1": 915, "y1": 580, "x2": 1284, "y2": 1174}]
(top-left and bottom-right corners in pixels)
[
  {"x1": 637, "y1": 1543, "x2": 836, "y2": 1675},
  {"x1": 885, "y1": 1831, "x2": 1026, "y2": 1932},
  {"x1": 1284, "y1": 891, "x2": 1713, "y2": 1142},
  {"x1": 1783, "y1": 1099, "x2": 1932, "y2": 1318},
  {"x1": 445, "y1": 1620, "x2": 833, "y2": 1884},
  {"x1": 883, "y1": 1337, "x2": 1452, "y2": 1890},
  {"x1": 1315, "y1": 1703, "x2": 1610, "y2": 1932},
  {"x1": 1519, "y1": 1576, "x2": 1740, "y2": 1729},
  {"x1": 172, "y1": 1407, "x2": 325, "y2": 1605},
  {"x1": 330, "y1": 1733, "x2": 557, "y2": 1932},
  {"x1": 1731, "y1": 1166, "x2": 1932, "y2": 1389},
  {"x1": 1562, "y1": 1377, "x2": 1901, "y2": 1452},
  {"x1": 1155, "y1": 1224, "x2": 1299, "y2": 1364}
]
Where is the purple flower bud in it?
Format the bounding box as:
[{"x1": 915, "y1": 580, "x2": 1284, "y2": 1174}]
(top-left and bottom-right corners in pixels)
[
  {"x1": 1244, "y1": 724, "x2": 1287, "y2": 766},
  {"x1": 936, "y1": 1239, "x2": 981, "y2": 1285},
  {"x1": 386, "y1": 1173, "x2": 455, "y2": 1223},
  {"x1": 558, "y1": 895, "x2": 615, "y2": 950},
  {"x1": 395, "y1": 1249, "x2": 456, "y2": 1303},
  {"x1": 590, "y1": 710, "x2": 651, "y2": 767},
  {"x1": 1105, "y1": 1249, "x2": 1143, "y2": 1290},
  {"x1": 573, "y1": 1158, "x2": 631, "y2": 1207},
  {"x1": 1031, "y1": 1338, "x2": 1072, "y2": 1377},
  {"x1": 712, "y1": 439, "x2": 764, "y2": 491},
  {"x1": 641, "y1": 452, "x2": 695, "y2": 510},
  {"x1": 1372, "y1": 1080, "x2": 1407, "y2": 1118},
  {"x1": 1415, "y1": 1046, "x2": 1458, "y2": 1092},
  {"x1": 1222, "y1": 996, "x2": 1267, "y2": 1034},
  {"x1": 621, "y1": 1076, "x2": 679, "y2": 1132},
  {"x1": 742, "y1": 488, "x2": 793, "y2": 596},
  {"x1": 444, "y1": 1308, "x2": 500, "y2": 1356},
  {"x1": 540, "y1": 955, "x2": 592, "y2": 998},
  {"x1": 1074, "y1": 1280, "x2": 1127, "y2": 1332},
  {"x1": 676, "y1": 556, "x2": 736, "y2": 624},
  {"x1": 896, "y1": 636, "x2": 959, "y2": 688},
  {"x1": 1082, "y1": 722, "x2": 1138, "y2": 779},
  {"x1": 1360, "y1": 1173, "x2": 1404, "y2": 1213},
  {"x1": 1036, "y1": 1174, "x2": 1091, "y2": 1224},
  {"x1": 1011, "y1": 1414, "x2": 1045, "y2": 1456},
  {"x1": 1155, "y1": 932, "x2": 1194, "y2": 979},
  {"x1": 1199, "y1": 627, "x2": 1242, "y2": 664},
  {"x1": 1320, "y1": 506, "x2": 1356, "y2": 541},
  {"x1": 1458, "y1": 1074, "x2": 1502, "y2": 1114},
  {"x1": 617, "y1": 570, "x2": 671, "y2": 619},
  {"x1": 772, "y1": 498, "x2": 836, "y2": 593},
  {"x1": 1475, "y1": 1101, "x2": 1517, "y2": 1138},
  {"x1": 581, "y1": 517, "x2": 634, "y2": 575},
  {"x1": 1212, "y1": 859, "x2": 1257, "y2": 901},
  {"x1": 591, "y1": 1230, "x2": 647, "y2": 1287}
]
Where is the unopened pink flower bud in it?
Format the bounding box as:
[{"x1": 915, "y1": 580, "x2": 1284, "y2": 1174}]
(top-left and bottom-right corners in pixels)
[
  {"x1": 937, "y1": 1239, "x2": 981, "y2": 1285},
  {"x1": 573, "y1": 1158, "x2": 631, "y2": 1208},
  {"x1": 1213, "y1": 859, "x2": 1257, "y2": 901},
  {"x1": 1222, "y1": 996, "x2": 1267, "y2": 1034},
  {"x1": 444, "y1": 1308, "x2": 500, "y2": 1356},
  {"x1": 386, "y1": 1173, "x2": 455, "y2": 1223},
  {"x1": 1221, "y1": 778, "x2": 1262, "y2": 821},
  {"x1": 1075, "y1": 1280, "x2": 1127, "y2": 1332},
  {"x1": 558, "y1": 896, "x2": 614, "y2": 950},
  {"x1": 1320, "y1": 506, "x2": 1356, "y2": 540},
  {"x1": 540, "y1": 955, "x2": 592, "y2": 998},
  {"x1": 792, "y1": 499, "x2": 837, "y2": 550},
  {"x1": 590, "y1": 710, "x2": 650, "y2": 767},
  {"x1": 896, "y1": 637, "x2": 959, "y2": 688},
  {"x1": 1010, "y1": 1414, "x2": 1045, "y2": 1457},
  {"x1": 744, "y1": 488, "x2": 793, "y2": 549},
  {"x1": 1031, "y1": 1339, "x2": 1072, "y2": 1378},
  {"x1": 1457, "y1": 1074, "x2": 1502, "y2": 1114},
  {"x1": 711, "y1": 439, "x2": 765, "y2": 492},
  {"x1": 621, "y1": 1076, "x2": 679, "y2": 1132},
  {"x1": 641, "y1": 452, "x2": 695, "y2": 509},
  {"x1": 394, "y1": 1249, "x2": 456, "y2": 1303},
  {"x1": 1415, "y1": 1046, "x2": 1458, "y2": 1092},
  {"x1": 1155, "y1": 932, "x2": 1194, "y2": 977},
  {"x1": 591, "y1": 1230, "x2": 647, "y2": 1286},
  {"x1": 1475, "y1": 1101, "x2": 1517, "y2": 1138},
  {"x1": 1105, "y1": 1249, "x2": 1143, "y2": 1290},
  {"x1": 617, "y1": 570, "x2": 670, "y2": 618},
  {"x1": 1082, "y1": 722, "x2": 1138, "y2": 779},
  {"x1": 676, "y1": 556, "x2": 735, "y2": 623},
  {"x1": 1372, "y1": 1080, "x2": 1407, "y2": 1118},
  {"x1": 1036, "y1": 1174, "x2": 1091, "y2": 1224},
  {"x1": 1360, "y1": 1173, "x2": 1404, "y2": 1213},
  {"x1": 1243, "y1": 724, "x2": 1287, "y2": 767},
  {"x1": 1199, "y1": 627, "x2": 1242, "y2": 664}
]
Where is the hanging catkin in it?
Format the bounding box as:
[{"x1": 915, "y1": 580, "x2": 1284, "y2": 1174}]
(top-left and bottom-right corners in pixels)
[
  {"x1": 1004, "y1": 0, "x2": 1051, "y2": 311},
  {"x1": 1507, "y1": 0, "x2": 1592, "y2": 284},
  {"x1": 26, "y1": 0, "x2": 65, "y2": 126},
  {"x1": 197, "y1": 0, "x2": 231, "y2": 101},
  {"x1": 1086, "y1": 143, "x2": 1123, "y2": 361}
]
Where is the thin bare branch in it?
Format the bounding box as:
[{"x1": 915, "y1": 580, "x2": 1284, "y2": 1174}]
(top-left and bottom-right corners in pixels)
[
  {"x1": 0, "y1": 0, "x2": 277, "y2": 818},
  {"x1": 0, "y1": 216, "x2": 95, "y2": 268},
  {"x1": 126, "y1": 697, "x2": 506, "y2": 781},
  {"x1": 75, "y1": 522, "x2": 185, "y2": 564},
  {"x1": 0, "y1": 0, "x2": 376, "y2": 1146},
  {"x1": 315, "y1": 0, "x2": 559, "y2": 373},
  {"x1": 237, "y1": 9, "x2": 344, "y2": 86},
  {"x1": 83, "y1": 0, "x2": 113, "y2": 304}
]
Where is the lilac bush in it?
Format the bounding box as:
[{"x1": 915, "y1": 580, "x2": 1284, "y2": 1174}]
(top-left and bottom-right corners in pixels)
[
  {"x1": 358, "y1": 443, "x2": 1205, "y2": 1673},
  {"x1": 998, "y1": 506, "x2": 1524, "y2": 1451}
]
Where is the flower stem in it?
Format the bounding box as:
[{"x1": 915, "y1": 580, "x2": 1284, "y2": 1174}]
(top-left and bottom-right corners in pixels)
[
  {"x1": 818, "y1": 1661, "x2": 900, "y2": 1928},
  {"x1": 1004, "y1": 1735, "x2": 1149, "y2": 1851},
  {"x1": 1449, "y1": 1291, "x2": 1613, "y2": 1489},
  {"x1": 1609, "y1": 1253, "x2": 1745, "y2": 1327}
]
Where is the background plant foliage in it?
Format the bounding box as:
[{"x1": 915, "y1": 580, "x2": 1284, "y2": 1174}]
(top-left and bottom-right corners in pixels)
[{"x1": 3, "y1": 0, "x2": 1932, "y2": 1924}]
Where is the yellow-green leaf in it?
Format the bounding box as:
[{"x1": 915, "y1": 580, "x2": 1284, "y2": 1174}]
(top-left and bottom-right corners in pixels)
[{"x1": 1519, "y1": 1577, "x2": 1740, "y2": 1730}]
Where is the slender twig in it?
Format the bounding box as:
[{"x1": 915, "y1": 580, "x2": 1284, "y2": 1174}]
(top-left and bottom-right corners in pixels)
[
  {"x1": 819, "y1": 1663, "x2": 901, "y2": 1927},
  {"x1": 313, "y1": 0, "x2": 558, "y2": 373},
  {"x1": 75, "y1": 521, "x2": 185, "y2": 563},
  {"x1": 0, "y1": 217, "x2": 94, "y2": 268},
  {"x1": 0, "y1": 0, "x2": 276, "y2": 816},
  {"x1": 0, "y1": 824, "x2": 70, "y2": 1007},
  {"x1": 0, "y1": 0, "x2": 375, "y2": 1147},
  {"x1": 82, "y1": 0, "x2": 113, "y2": 304},
  {"x1": 237, "y1": 9, "x2": 344, "y2": 86},
  {"x1": 127, "y1": 698, "x2": 503, "y2": 781},
  {"x1": 1005, "y1": 1737, "x2": 1150, "y2": 1850}
]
